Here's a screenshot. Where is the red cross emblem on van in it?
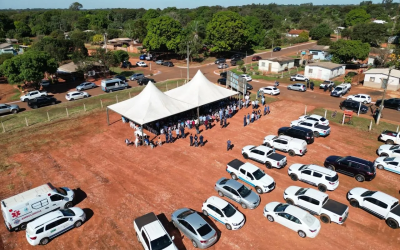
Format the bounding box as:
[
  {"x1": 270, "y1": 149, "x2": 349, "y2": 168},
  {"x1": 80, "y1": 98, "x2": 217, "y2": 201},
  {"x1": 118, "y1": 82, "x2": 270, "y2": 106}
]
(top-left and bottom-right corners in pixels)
[{"x1": 11, "y1": 210, "x2": 20, "y2": 218}]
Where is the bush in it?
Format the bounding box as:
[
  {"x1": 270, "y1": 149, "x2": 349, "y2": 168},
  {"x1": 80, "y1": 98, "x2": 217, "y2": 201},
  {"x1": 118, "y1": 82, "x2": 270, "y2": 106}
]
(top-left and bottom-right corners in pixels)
[
  {"x1": 255, "y1": 71, "x2": 260, "y2": 75},
  {"x1": 317, "y1": 37, "x2": 332, "y2": 46}
]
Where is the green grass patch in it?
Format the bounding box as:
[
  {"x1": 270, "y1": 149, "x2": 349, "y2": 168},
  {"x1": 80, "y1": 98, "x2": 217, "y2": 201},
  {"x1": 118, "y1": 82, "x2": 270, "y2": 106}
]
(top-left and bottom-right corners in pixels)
[
  {"x1": 6, "y1": 88, "x2": 21, "y2": 101},
  {"x1": 128, "y1": 52, "x2": 141, "y2": 57}
]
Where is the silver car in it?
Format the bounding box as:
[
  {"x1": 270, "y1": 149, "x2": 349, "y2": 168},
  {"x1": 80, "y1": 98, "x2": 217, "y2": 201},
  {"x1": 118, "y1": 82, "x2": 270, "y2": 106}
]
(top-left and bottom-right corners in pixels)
[
  {"x1": 218, "y1": 63, "x2": 229, "y2": 69},
  {"x1": 155, "y1": 59, "x2": 164, "y2": 65},
  {"x1": 0, "y1": 103, "x2": 19, "y2": 115},
  {"x1": 171, "y1": 208, "x2": 217, "y2": 249},
  {"x1": 76, "y1": 82, "x2": 97, "y2": 91},
  {"x1": 287, "y1": 83, "x2": 306, "y2": 92},
  {"x1": 130, "y1": 73, "x2": 145, "y2": 81},
  {"x1": 215, "y1": 178, "x2": 260, "y2": 209}
]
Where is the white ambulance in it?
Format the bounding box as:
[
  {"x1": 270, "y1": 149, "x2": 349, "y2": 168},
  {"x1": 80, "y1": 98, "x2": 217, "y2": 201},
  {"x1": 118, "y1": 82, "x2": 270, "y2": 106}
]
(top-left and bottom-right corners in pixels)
[{"x1": 1, "y1": 183, "x2": 74, "y2": 231}]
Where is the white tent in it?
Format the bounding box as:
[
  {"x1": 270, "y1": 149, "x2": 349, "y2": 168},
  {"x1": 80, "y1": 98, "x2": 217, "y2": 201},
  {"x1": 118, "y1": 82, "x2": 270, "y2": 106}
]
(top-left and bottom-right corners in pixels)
[
  {"x1": 107, "y1": 81, "x2": 195, "y2": 125},
  {"x1": 165, "y1": 70, "x2": 238, "y2": 107}
]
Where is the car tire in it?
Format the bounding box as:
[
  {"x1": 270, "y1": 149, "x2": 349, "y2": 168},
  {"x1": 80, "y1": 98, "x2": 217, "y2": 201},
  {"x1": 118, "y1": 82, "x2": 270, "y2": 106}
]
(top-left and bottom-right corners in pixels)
[
  {"x1": 341, "y1": 106, "x2": 345, "y2": 110},
  {"x1": 320, "y1": 214, "x2": 331, "y2": 224},
  {"x1": 386, "y1": 140, "x2": 394, "y2": 145},
  {"x1": 51, "y1": 102, "x2": 55, "y2": 105},
  {"x1": 267, "y1": 215, "x2": 274, "y2": 222},
  {"x1": 74, "y1": 220, "x2": 82, "y2": 228},
  {"x1": 84, "y1": 95, "x2": 88, "y2": 98},
  {"x1": 24, "y1": 98, "x2": 29, "y2": 102},
  {"x1": 285, "y1": 198, "x2": 294, "y2": 205},
  {"x1": 231, "y1": 173, "x2": 238, "y2": 180},
  {"x1": 290, "y1": 173, "x2": 298, "y2": 181},
  {"x1": 19, "y1": 223, "x2": 27, "y2": 231},
  {"x1": 64, "y1": 202, "x2": 73, "y2": 209},
  {"x1": 318, "y1": 184, "x2": 327, "y2": 192},
  {"x1": 40, "y1": 237, "x2": 50, "y2": 245},
  {"x1": 33, "y1": 105, "x2": 38, "y2": 109},
  {"x1": 379, "y1": 153, "x2": 389, "y2": 157},
  {"x1": 298, "y1": 230, "x2": 306, "y2": 238},
  {"x1": 243, "y1": 153, "x2": 248, "y2": 159},
  {"x1": 110, "y1": 90, "x2": 113, "y2": 93},
  {"x1": 265, "y1": 162, "x2": 272, "y2": 169},
  {"x1": 218, "y1": 191, "x2": 224, "y2": 197},
  {"x1": 241, "y1": 203, "x2": 247, "y2": 209},
  {"x1": 377, "y1": 165, "x2": 384, "y2": 170},
  {"x1": 386, "y1": 218, "x2": 399, "y2": 229},
  {"x1": 202, "y1": 210, "x2": 209, "y2": 216},
  {"x1": 192, "y1": 240, "x2": 199, "y2": 248},
  {"x1": 288, "y1": 150, "x2": 295, "y2": 157},
  {"x1": 355, "y1": 174, "x2": 365, "y2": 182},
  {"x1": 288, "y1": 87, "x2": 292, "y2": 90},
  {"x1": 350, "y1": 199, "x2": 359, "y2": 208},
  {"x1": 12, "y1": 109, "x2": 17, "y2": 114},
  {"x1": 363, "y1": 101, "x2": 367, "y2": 104},
  {"x1": 327, "y1": 165, "x2": 335, "y2": 171},
  {"x1": 225, "y1": 224, "x2": 232, "y2": 230},
  {"x1": 256, "y1": 186, "x2": 263, "y2": 194},
  {"x1": 313, "y1": 131, "x2": 320, "y2": 138}
]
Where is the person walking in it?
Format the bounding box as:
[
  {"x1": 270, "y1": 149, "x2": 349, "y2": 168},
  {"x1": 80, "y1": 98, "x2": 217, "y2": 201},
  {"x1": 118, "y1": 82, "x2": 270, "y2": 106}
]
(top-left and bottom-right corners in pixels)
[
  {"x1": 243, "y1": 115, "x2": 247, "y2": 127},
  {"x1": 267, "y1": 105, "x2": 270, "y2": 115},
  {"x1": 175, "y1": 127, "x2": 180, "y2": 139},
  {"x1": 251, "y1": 100, "x2": 255, "y2": 109},
  {"x1": 306, "y1": 79, "x2": 310, "y2": 89},
  {"x1": 189, "y1": 134, "x2": 193, "y2": 146},
  {"x1": 227, "y1": 139, "x2": 232, "y2": 151},
  {"x1": 255, "y1": 99, "x2": 259, "y2": 109},
  {"x1": 220, "y1": 115, "x2": 224, "y2": 128},
  {"x1": 180, "y1": 126, "x2": 185, "y2": 138},
  {"x1": 194, "y1": 135, "x2": 198, "y2": 145},
  {"x1": 199, "y1": 135, "x2": 204, "y2": 147},
  {"x1": 328, "y1": 85, "x2": 333, "y2": 92},
  {"x1": 158, "y1": 136, "x2": 162, "y2": 146},
  {"x1": 310, "y1": 81, "x2": 314, "y2": 91},
  {"x1": 324, "y1": 84, "x2": 328, "y2": 92},
  {"x1": 169, "y1": 131, "x2": 173, "y2": 143}
]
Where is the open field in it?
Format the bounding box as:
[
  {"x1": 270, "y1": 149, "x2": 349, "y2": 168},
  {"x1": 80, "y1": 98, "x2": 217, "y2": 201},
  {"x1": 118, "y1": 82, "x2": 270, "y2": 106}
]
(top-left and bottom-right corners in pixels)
[{"x1": 0, "y1": 99, "x2": 399, "y2": 250}]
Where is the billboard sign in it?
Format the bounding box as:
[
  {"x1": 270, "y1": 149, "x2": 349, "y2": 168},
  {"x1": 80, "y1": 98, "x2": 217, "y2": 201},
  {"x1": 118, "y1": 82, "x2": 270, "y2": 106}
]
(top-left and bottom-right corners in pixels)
[{"x1": 227, "y1": 71, "x2": 247, "y2": 93}]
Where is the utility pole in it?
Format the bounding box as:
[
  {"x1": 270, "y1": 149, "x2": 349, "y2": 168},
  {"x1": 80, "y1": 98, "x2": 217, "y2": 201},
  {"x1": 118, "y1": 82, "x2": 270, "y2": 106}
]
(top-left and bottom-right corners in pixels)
[
  {"x1": 271, "y1": 40, "x2": 274, "y2": 58},
  {"x1": 103, "y1": 33, "x2": 108, "y2": 52},
  {"x1": 376, "y1": 67, "x2": 393, "y2": 125},
  {"x1": 187, "y1": 43, "x2": 190, "y2": 81}
]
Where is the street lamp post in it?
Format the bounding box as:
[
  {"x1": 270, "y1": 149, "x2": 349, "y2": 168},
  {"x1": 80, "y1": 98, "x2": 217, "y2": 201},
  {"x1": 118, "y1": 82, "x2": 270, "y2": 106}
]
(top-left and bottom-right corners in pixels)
[{"x1": 376, "y1": 66, "x2": 394, "y2": 125}]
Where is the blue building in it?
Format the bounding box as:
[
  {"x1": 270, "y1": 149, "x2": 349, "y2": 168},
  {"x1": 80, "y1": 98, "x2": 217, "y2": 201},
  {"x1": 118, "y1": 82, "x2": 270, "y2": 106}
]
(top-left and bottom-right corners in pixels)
[{"x1": 308, "y1": 45, "x2": 331, "y2": 61}]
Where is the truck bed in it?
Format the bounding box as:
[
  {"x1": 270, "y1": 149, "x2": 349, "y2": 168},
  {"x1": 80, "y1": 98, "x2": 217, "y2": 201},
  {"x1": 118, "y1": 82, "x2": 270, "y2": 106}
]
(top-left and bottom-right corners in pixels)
[
  {"x1": 134, "y1": 212, "x2": 158, "y2": 231},
  {"x1": 227, "y1": 159, "x2": 245, "y2": 170},
  {"x1": 268, "y1": 153, "x2": 285, "y2": 161},
  {"x1": 322, "y1": 199, "x2": 348, "y2": 215}
]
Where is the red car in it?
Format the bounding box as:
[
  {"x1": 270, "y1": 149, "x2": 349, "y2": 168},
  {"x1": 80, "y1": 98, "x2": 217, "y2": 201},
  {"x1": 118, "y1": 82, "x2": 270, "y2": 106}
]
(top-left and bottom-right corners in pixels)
[{"x1": 252, "y1": 56, "x2": 262, "y2": 61}]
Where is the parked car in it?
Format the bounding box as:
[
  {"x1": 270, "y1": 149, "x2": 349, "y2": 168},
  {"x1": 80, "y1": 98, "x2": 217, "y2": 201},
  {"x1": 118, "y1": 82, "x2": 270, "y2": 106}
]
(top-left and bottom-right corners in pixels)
[
  {"x1": 290, "y1": 74, "x2": 308, "y2": 81},
  {"x1": 26, "y1": 207, "x2": 85, "y2": 246},
  {"x1": 240, "y1": 74, "x2": 252, "y2": 82},
  {"x1": 28, "y1": 97, "x2": 57, "y2": 109},
  {"x1": 263, "y1": 202, "x2": 321, "y2": 238},
  {"x1": 252, "y1": 56, "x2": 262, "y2": 61},
  {"x1": 215, "y1": 178, "x2": 260, "y2": 209},
  {"x1": 259, "y1": 86, "x2": 280, "y2": 95},
  {"x1": 139, "y1": 54, "x2": 146, "y2": 60},
  {"x1": 0, "y1": 103, "x2": 19, "y2": 115},
  {"x1": 226, "y1": 159, "x2": 276, "y2": 194},
  {"x1": 214, "y1": 58, "x2": 226, "y2": 64},
  {"x1": 217, "y1": 78, "x2": 227, "y2": 85},
  {"x1": 230, "y1": 59, "x2": 243, "y2": 66},
  {"x1": 287, "y1": 83, "x2": 306, "y2": 92},
  {"x1": 324, "y1": 155, "x2": 376, "y2": 182},
  {"x1": 263, "y1": 135, "x2": 307, "y2": 157},
  {"x1": 20, "y1": 90, "x2": 48, "y2": 102},
  {"x1": 76, "y1": 82, "x2": 96, "y2": 91},
  {"x1": 347, "y1": 188, "x2": 400, "y2": 229},
  {"x1": 283, "y1": 186, "x2": 349, "y2": 224},
  {"x1": 339, "y1": 100, "x2": 368, "y2": 114},
  {"x1": 377, "y1": 144, "x2": 400, "y2": 157},
  {"x1": 220, "y1": 72, "x2": 227, "y2": 78},
  {"x1": 379, "y1": 130, "x2": 400, "y2": 145},
  {"x1": 40, "y1": 79, "x2": 51, "y2": 88},
  {"x1": 136, "y1": 61, "x2": 147, "y2": 67},
  {"x1": 246, "y1": 83, "x2": 253, "y2": 90},
  {"x1": 202, "y1": 196, "x2": 245, "y2": 230},
  {"x1": 346, "y1": 94, "x2": 371, "y2": 104},
  {"x1": 163, "y1": 61, "x2": 174, "y2": 67},
  {"x1": 171, "y1": 208, "x2": 217, "y2": 249},
  {"x1": 374, "y1": 156, "x2": 400, "y2": 174},
  {"x1": 65, "y1": 91, "x2": 89, "y2": 101},
  {"x1": 273, "y1": 47, "x2": 281, "y2": 52},
  {"x1": 290, "y1": 120, "x2": 330, "y2": 138},
  {"x1": 277, "y1": 126, "x2": 314, "y2": 144},
  {"x1": 115, "y1": 75, "x2": 127, "y2": 82},
  {"x1": 231, "y1": 54, "x2": 243, "y2": 60},
  {"x1": 298, "y1": 114, "x2": 329, "y2": 126},
  {"x1": 155, "y1": 59, "x2": 164, "y2": 65},
  {"x1": 319, "y1": 81, "x2": 335, "y2": 89},
  {"x1": 138, "y1": 78, "x2": 156, "y2": 85},
  {"x1": 330, "y1": 83, "x2": 351, "y2": 97},
  {"x1": 218, "y1": 63, "x2": 229, "y2": 69},
  {"x1": 130, "y1": 73, "x2": 145, "y2": 81},
  {"x1": 288, "y1": 164, "x2": 339, "y2": 192},
  {"x1": 121, "y1": 61, "x2": 132, "y2": 68},
  {"x1": 242, "y1": 145, "x2": 287, "y2": 169},
  {"x1": 375, "y1": 98, "x2": 400, "y2": 111}
]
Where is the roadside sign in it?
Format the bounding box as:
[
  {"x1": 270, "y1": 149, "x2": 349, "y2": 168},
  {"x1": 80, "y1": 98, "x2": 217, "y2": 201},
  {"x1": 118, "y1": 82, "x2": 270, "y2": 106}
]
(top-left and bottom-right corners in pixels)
[{"x1": 227, "y1": 71, "x2": 247, "y2": 93}]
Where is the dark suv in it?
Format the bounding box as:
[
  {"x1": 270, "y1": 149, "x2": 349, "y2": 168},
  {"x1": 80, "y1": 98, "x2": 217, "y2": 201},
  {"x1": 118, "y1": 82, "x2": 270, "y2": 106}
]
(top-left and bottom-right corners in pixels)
[
  {"x1": 220, "y1": 72, "x2": 227, "y2": 78},
  {"x1": 162, "y1": 61, "x2": 174, "y2": 67},
  {"x1": 339, "y1": 100, "x2": 368, "y2": 114},
  {"x1": 375, "y1": 98, "x2": 400, "y2": 111},
  {"x1": 28, "y1": 97, "x2": 57, "y2": 109},
  {"x1": 324, "y1": 156, "x2": 375, "y2": 182},
  {"x1": 138, "y1": 78, "x2": 156, "y2": 85},
  {"x1": 277, "y1": 126, "x2": 314, "y2": 144}
]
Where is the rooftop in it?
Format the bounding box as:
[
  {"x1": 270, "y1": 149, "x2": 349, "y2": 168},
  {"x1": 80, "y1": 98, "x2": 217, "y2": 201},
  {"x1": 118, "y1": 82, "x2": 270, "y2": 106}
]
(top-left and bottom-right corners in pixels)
[
  {"x1": 309, "y1": 45, "x2": 330, "y2": 52},
  {"x1": 364, "y1": 68, "x2": 400, "y2": 78},
  {"x1": 307, "y1": 62, "x2": 343, "y2": 70},
  {"x1": 0, "y1": 43, "x2": 13, "y2": 49}
]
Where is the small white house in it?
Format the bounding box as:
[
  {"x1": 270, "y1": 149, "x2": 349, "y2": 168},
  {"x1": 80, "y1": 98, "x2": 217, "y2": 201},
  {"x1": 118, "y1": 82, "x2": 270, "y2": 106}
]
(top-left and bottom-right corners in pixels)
[
  {"x1": 259, "y1": 57, "x2": 295, "y2": 73},
  {"x1": 363, "y1": 68, "x2": 400, "y2": 91},
  {"x1": 304, "y1": 62, "x2": 345, "y2": 80}
]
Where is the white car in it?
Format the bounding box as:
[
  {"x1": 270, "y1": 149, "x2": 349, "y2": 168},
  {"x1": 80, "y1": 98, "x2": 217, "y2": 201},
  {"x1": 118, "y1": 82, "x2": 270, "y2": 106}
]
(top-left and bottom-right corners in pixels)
[
  {"x1": 263, "y1": 135, "x2": 307, "y2": 156},
  {"x1": 377, "y1": 144, "x2": 400, "y2": 157},
  {"x1": 263, "y1": 202, "x2": 321, "y2": 238},
  {"x1": 136, "y1": 61, "x2": 147, "y2": 67},
  {"x1": 26, "y1": 207, "x2": 86, "y2": 245},
  {"x1": 374, "y1": 157, "x2": 400, "y2": 174},
  {"x1": 202, "y1": 196, "x2": 245, "y2": 230},
  {"x1": 347, "y1": 94, "x2": 371, "y2": 104},
  {"x1": 290, "y1": 74, "x2": 309, "y2": 81},
  {"x1": 298, "y1": 114, "x2": 329, "y2": 126},
  {"x1": 65, "y1": 91, "x2": 89, "y2": 101},
  {"x1": 259, "y1": 86, "x2": 280, "y2": 95},
  {"x1": 288, "y1": 164, "x2": 339, "y2": 192},
  {"x1": 242, "y1": 145, "x2": 287, "y2": 169},
  {"x1": 240, "y1": 74, "x2": 252, "y2": 82},
  {"x1": 290, "y1": 120, "x2": 331, "y2": 138},
  {"x1": 76, "y1": 82, "x2": 97, "y2": 91}
]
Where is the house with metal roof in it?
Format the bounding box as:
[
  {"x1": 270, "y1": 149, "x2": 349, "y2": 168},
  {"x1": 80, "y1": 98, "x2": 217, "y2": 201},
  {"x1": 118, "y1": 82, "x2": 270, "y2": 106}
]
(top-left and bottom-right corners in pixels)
[{"x1": 304, "y1": 62, "x2": 345, "y2": 80}]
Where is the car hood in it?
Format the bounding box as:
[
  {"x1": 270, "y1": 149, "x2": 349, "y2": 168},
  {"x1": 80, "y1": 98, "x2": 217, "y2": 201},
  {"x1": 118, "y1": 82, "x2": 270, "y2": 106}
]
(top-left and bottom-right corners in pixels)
[
  {"x1": 290, "y1": 120, "x2": 300, "y2": 126},
  {"x1": 245, "y1": 191, "x2": 260, "y2": 204},
  {"x1": 288, "y1": 163, "x2": 304, "y2": 172},
  {"x1": 259, "y1": 174, "x2": 275, "y2": 186},
  {"x1": 378, "y1": 145, "x2": 393, "y2": 151},
  {"x1": 284, "y1": 186, "x2": 302, "y2": 196},
  {"x1": 264, "y1": 202, "x2": 281, "y2": 212},
  {"x1": 325, "y1": 155, "x2": 341, "y2": 163},
  {"x1": 229, "y1": 209, "x2": 244, "y2": 223},
  {"x1": 242, "y1": 145, "x2": 255, "y2": 152},
  {"x1": 348, "y1": 187, "x2": 369, "y2": 196},
  {"x1": 347, "y1": 95, "x2": 355, "y2": 99}
]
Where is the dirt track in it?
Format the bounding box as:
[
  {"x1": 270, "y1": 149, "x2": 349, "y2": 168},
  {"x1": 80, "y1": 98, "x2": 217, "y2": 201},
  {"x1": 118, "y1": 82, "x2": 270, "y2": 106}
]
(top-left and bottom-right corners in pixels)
[{"x1": 0, "y1": 100, "x2": 399, "y2": 250}]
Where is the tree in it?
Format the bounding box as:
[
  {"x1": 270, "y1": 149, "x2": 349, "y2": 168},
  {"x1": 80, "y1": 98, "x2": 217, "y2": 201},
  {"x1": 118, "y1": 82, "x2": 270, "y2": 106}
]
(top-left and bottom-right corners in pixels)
[
  {"x1": 309, "y1": 23, "x2": 332, "y2": 40},
  {"x1": 352, "y1": 23, "x2": 388, "y2": 47},
  {"x1": 317, "y1": 37, "x2": 332, "y2": 46},
  {"x1": 113, "y1": 50, "x2": 129, "y2": 64},
  {"x1": 0, "y1": 14, "x2": 15, "y2": 38},
  {"x1": 341, "y1": 28, "x2": 352, "y2": 39},
  {"x1": 0, "y1": 51, "x2": 57, "y2": 85},
  {"x1": 124, "y1": 19, "x2": 147, "y2": 42},
  {"x1": 253, "y1": 9, "x2": 274, "y2": 30},
  {"x1": 177, "y1": 20, "x2": 203, "y2": 60},
  {"x1": 206, "y1": 11, "x2": 248, "y2": 53},
  {"x1": 345, "y1": 8, "x2": 370, "y2": 27},
  {"x1": 92, "y1": 34, "x2": 103, "y2": 44},
  {"x1": 244, "y1": 16, "x2": 264, "y2": 49},
  {"x1": 91, "y1": 48, "x2": 118, "y2": 76},
  {"x1": 143, "y1": 16, "x2": 182, "y2": 51},
  {"x1": 69, "y1": 2, "x2": 83, "y2": 11},
  {"x1": 0, "y1": 54, "x2": 13, "y2": 65},
  {"x1": 142, "y1": 9, "x2": 160, "y2": 19},
  {"x1": 330, "y1": 39, "x2": 370, "y2": 63}
]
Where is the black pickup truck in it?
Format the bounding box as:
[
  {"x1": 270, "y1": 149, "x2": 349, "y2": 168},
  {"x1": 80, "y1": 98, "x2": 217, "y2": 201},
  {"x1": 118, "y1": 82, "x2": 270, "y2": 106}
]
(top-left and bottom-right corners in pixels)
[{"x1": 28, "y1": 97, "x2": 57, "y2": 109}]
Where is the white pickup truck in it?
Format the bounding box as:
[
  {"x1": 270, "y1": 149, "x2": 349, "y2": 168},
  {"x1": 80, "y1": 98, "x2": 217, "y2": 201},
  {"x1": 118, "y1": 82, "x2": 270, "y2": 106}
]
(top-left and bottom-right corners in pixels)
[
  {"x1": 284, "y1": 186, "x2": 349, "y2": 224},
  {"x1": 379, "y1": 130, "x2": 400, "y2": 145},
  {"x1": 242, "y1": 145, "x2": 287, "y2": 169},
  {"x1": 20, "y1": 90, "x2": 48, "y2": 102},
  {"x1": 290, "y1": 120, "x2": 331, "y2": 138},
  {"x1": 133, "y1": 212, "x2": 177, "y2": 250},
  {"x1": 330, "y1": 83, "x2": 351, "y2": 97},
  {"x1": 226, "y1": 159, "x2": 276, "y2": 194},
  {"x1": 263, "y1": 135, "x2": 307, "y2": 156}
]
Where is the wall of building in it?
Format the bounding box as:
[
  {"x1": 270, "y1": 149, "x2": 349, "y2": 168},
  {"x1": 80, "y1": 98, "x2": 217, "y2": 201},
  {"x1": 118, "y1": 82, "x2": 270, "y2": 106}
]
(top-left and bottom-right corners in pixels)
[
  {"x1": 310, "y1": 51, "x2": 330, "y2": 60},
  {"x1": 304, "y1": 66, "x2": 345, "y2": 80},
  {"x1": 363, "y1": 73, "x2": 400, "y2": 90},
  {"x1": 259, "y1": 60, "x2": 295, "y2": 73}
]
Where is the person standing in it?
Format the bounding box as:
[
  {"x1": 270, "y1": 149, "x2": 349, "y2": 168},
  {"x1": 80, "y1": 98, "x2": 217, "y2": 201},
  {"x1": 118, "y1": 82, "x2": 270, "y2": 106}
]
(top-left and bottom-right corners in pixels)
[
  {"x1": 227, "y1": 139, "x2": 232, "y2": 151},
  {"x1": 223, "y1": 116, "x2": 227, "y2": 128},
  {"x1": 169, "y1": 130, "x2": 173, "y2": 143},
  {"x1": 189, "y1": 134, "x2": 193, "y2": 146},
  {"x1": 251, "y1": 112, "x2": 255, "y2": 123},
  {"x1": 255, "y1": 99, "x2": 259, "y2": 109},
  {"x1": 243, "y1": 115, "x2": 247, "y2": 127},
  {"x1": 306, "y1": 79, "x2": 310, "y2": 89},
  {"x1": 165, "y1": 132, "x2": 169, "y2": 144},
  {"x1": 261, "y1": 96, "x2": 265, "y2": 106},
  {"x1": 267, "y1": 105, "x2": 270, "y2": 115},
  {"x1": 264, "y1": 105, "x2": 267, "y2": 115},
  {"x1": 180, "y1": 126, "x2": 185, "y2": 138},
  {"x1": 199, "y1": 135, "x2": 204, "y2": 147},
  {"x1": 220, "y1": 115, "x2": 224, "y2": 128},
  {"x1": 204, "y1": 119, "x2": 208, "y2": 130},
  {"x1": 247, "y1": 113, "x2": 250, "y2": 125},
  {"x1": 175, "y1": 127, "x2": 180, "y2": 139},
  {"x1": 310, "y1": 81, "x2": 314, "y2": 91},
  {"x1": 251, "y1": 100, "x2": 255, "y2": 109}
]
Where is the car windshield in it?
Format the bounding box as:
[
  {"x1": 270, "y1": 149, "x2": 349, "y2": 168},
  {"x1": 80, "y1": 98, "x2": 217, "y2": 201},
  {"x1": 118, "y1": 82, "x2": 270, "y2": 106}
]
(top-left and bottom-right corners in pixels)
[
  {"x1": 222, "y1": 204, "x2": 237, "y2": 218},
  {"x1": 237, "y1": 185, "x2": 252, "y2": 198},
  {"x1": 151, "y1": 235, "x2": 173, "y2": 250},
  {"x1": 55, "y1": 187, "x2": 67, "y2": 195},
  {"x1": 60, "y1": 209, "x2": 75, "y2": 217},
  {"x1": 325, "y1": 174, "x2": 338, "y2": 182},
  {"x1": 298, "y1": 165, "x2": 307, "y2": 171},
  {"x1": 266, "y1": 150, "x2": 273, "y2": 155},
  {"x1": 252, "y1": 169, "x2": 265, "y2": 180},
  {"x1": 197, "y1": 224, "x2": 212, "y2": 237},
  {"x1": 361, "y1": 191, "x2": 376, "y2": 197},
  {"x1": 335, "y1": 87, "x2": 343, "y2": 91},
  {"x1": 390, "y1": 145, "x2": 400, "y2": 150},
  {"x1": 295, "y1": 188, "x2": 307, "y2": 196},
  {"x1": 274, "y1": 203, "x2": 288, "y2": 212},
  {"x1": 320, "y1": 118, "x2": 326, "y2": 121},
  {"x1": 273, "y1": 87, "x2": 278, "y2": 90},
  {"x1": 391, "y1": 201, "x2": 399, "y2": 211},
  {"x1": 177, "y1": 209, "x2": 195, "y2": 219},
  {"x1": 384, "y1": 157, "x2": 395, "y2": 162},
  {"x1": 338, "y1": 156, "x2": 348, "y2": 162}
]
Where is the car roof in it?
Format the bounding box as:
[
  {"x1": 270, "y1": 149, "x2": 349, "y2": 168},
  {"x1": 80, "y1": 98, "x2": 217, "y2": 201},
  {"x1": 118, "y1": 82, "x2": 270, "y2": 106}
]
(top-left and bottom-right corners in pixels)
[
  {"x1": 306, "y1": 164, "x2": 337, "y2": 176},
  {"x1": 255, "y1": 145, "x2": 273, "y2": 152},
  {"x1": 68, "y1": 91, "x2": 81, "y2": 94},
  {"x1": 184, "y1": 211, "x2": 207, "y2": 228},
  {"x1": 242, "y1": 162, "x2": 260, "y2": 172},
  {"x1": 309, "y1": 114, "x2": 323, "y2": 119},
  {"x1": 2, "y1": 184, "x2": 53, "y2": 208},
  {"x1": 291, "y1": 126, "x2": 313, "y2": 133},
  {"x1": 304, "y1": 188, "x2": 328, "y2": 201},
  {"x1": 346, "y1": 156, "x2": 373, "y2": 166},
  {"x1": 225, "y1": 179, "x2": 244, "y2": 189},
  {"x1": 144, "y1": 220, "x2": 168, "y2": 240},
  {"x1": 28, "y1": 210, "x2": 63, "y2": 229},
  {"x1": 373, "y1": 192, "x2": 398, "y2": 204},
  {"x1": 285, "y1": 205, "x2": 312, "y2": 218},
  {"x1": 207, "y1": 196, "x2": 228, "y2": 208}
]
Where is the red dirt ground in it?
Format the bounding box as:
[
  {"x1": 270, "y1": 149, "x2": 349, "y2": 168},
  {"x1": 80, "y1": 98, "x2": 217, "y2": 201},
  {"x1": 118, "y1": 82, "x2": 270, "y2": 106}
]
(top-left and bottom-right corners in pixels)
[{"x1": 0, "y1": 100, "x2": 399, "y2": 250}]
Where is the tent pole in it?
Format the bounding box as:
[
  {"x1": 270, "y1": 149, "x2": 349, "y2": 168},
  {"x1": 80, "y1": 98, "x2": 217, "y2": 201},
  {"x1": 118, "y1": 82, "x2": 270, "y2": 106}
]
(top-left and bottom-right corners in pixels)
[
  {"x1": 141, "y1": 125, "x2": 144, "y2": 146},
  {"x1": 197, "y1": 107, "x2": 199, "y2": 119},
  {"x1": 106, "y1": 108, "x2": 109, "y2": 125}
]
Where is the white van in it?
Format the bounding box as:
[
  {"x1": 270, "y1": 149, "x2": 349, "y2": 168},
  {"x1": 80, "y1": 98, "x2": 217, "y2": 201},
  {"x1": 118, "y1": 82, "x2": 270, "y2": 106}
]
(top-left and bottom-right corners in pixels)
[
  {"x1": 1, "y1": 183, "x2": 74, "y2": 231},
  {"x1": 101, "y1": 78, "x2": 129, "y2": 93},
  {"x1": 263, "y1": 135, "x2": 307, "y2": 156}
]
